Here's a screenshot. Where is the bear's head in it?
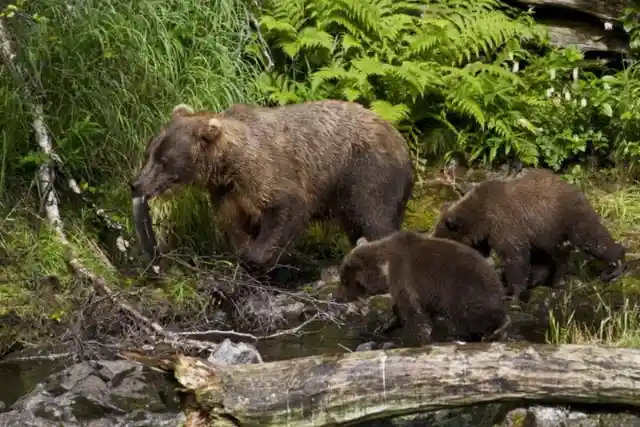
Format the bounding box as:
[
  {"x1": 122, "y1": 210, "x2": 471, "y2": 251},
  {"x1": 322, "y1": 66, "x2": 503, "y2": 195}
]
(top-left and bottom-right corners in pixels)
[
  {"x1": 432, "y1": 197, "x2": 490, "y2": 257},
  {"x1": 334, "y1": 237, "x2": 390, "y2": 303},
  {"x1": 131, "y1": 104, "x2": 226, "y2": 200}
]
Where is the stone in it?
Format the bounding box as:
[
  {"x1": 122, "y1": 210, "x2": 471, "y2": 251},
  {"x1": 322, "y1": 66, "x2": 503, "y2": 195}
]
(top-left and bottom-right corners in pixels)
[
  {"x1": 209, "y1": 338, "x2": 263, "y2": 365},
  {"x1": 0, "y1": 360, "x2": 184, "y2": 427},
  {"x1": 355, "y1": 341, "x2": 377, "y2": 352}
]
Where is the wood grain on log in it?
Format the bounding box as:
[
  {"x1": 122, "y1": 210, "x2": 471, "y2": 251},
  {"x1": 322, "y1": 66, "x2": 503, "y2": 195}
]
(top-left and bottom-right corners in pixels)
[
  {"x1": 545, "y1": 22, "x2": 629, "y2": 53},
  {"x1": 170, "y1": 342, "x2": 640, "y2": 427},
  {"x1": 506, "y1": 0, "x2": 638, "y2": 21}
]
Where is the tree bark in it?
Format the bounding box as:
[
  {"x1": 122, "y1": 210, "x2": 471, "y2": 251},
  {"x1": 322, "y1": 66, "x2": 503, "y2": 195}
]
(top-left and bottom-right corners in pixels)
[
  {"x1": 505, "y1": 0, "x2": 636, "y2": 22},
  {"x1": 167, "y1": 342, "x2": 640, "y2": 427}
]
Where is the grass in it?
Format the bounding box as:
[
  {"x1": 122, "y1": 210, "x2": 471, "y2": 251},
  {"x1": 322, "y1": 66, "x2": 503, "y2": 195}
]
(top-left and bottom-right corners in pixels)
[
  {"x1": 542, "y1": 170, "x2": 640, "y2": 348},
  {"x1": 0, "y1": 0, "x2": 265, "y2": 350},
  {"x1": 2, "y1": 0, "x2": 264, "y2": 251},
  {"x1": 1, "y1": 0, "x2": 640, "y2": 354}
]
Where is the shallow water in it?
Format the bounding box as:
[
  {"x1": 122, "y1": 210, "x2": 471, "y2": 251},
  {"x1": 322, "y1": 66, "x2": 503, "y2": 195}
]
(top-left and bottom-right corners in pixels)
[{"x1": 0, "y1": 357, "x2": 65, "y2": 409}]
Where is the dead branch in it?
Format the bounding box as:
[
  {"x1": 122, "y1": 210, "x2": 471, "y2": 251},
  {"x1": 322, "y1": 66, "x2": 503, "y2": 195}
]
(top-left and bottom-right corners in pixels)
[
  {"x1": 147, "y1": 342, "x2": 640, "y2": 427},
  {"x1": 173, "y1": 313, "x2": 320, "y2": 341}
]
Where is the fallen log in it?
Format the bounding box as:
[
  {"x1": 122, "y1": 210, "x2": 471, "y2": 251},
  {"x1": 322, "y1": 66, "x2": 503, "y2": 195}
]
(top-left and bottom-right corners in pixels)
[{"x1": 160, "y1": 342, "x2": 640, "y2": 427}]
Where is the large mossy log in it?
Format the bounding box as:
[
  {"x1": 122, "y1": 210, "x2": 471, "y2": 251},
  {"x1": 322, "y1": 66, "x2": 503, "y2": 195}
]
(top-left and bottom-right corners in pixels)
[{"x1": 169, "y1": 342, "x2": 640, "y2": 427}]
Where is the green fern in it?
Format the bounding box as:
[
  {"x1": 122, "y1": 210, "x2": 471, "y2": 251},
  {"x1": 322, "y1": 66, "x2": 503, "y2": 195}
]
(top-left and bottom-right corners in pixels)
[
  {"x1": 254, "y1": 0, "x2": 551, "y2": 165},
  {"x1": 370, "y1": 100, "x2": 411, "y2": 124}
]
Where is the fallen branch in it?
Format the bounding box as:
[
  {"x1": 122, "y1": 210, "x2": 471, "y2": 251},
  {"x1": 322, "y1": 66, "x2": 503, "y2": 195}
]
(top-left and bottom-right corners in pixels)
[
  {"x1": 173, "y1": 313, "x2": 320, "y2": 341},
  {"x1": 154, "y1": 342, "x2": 640, "y2": 427}
]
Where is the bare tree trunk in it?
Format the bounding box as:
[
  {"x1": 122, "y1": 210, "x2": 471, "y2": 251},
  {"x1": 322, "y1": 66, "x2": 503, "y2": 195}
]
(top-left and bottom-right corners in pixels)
[{"x1": 156, "y1": 342, "x2": 640, "y2": 427}]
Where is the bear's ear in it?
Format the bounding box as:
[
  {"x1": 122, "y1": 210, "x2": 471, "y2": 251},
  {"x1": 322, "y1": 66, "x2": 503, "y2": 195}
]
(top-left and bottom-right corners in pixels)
[
  {"x1": 460, "y1": 182, "x2": 477, "y2": 194},
  {"x1": 356, "y1": 237, "x2": 369, "y2": 247},
  {"x1": 444, "y1": 215, "x2": 459, "y2": 231},
  {"x1": 171, "y1": 103, "x2": 194, "y2": 120},
  {"x1": 199, "y1": 118, "x2": 223, "y2": 144}
]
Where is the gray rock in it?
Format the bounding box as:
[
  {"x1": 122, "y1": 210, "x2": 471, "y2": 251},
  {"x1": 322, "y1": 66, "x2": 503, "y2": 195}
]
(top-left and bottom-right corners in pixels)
[
  {"x1": 209, "y1": 338, "x2": 263, "y2": 364},
  {"x1": 355, "y1": 341, "x2": 377, "y2": 352},
  {"x1": 0, "y1": 360, "x2": 184, "y2": 427}
]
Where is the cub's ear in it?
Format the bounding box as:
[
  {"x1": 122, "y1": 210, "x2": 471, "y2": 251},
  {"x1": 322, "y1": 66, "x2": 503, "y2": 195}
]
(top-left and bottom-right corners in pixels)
[
  {"x1": 444, "y1": 215, "x2": 459, "y2": 231},
  {"x1": 199, "y1": 118, "x2": 223, "y2": 144},
  {"x1": 356, "y1": 237, "x2": 369, "y2": 247},
  {"x1": 171, "y1": 103, "x2": 194, "y2": 120}
]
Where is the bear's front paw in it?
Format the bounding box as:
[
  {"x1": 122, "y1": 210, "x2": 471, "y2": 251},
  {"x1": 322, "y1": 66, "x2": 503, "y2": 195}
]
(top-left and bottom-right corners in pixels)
[{"x1": 242, "y1": 244, "x2": 274, "y2": 268}]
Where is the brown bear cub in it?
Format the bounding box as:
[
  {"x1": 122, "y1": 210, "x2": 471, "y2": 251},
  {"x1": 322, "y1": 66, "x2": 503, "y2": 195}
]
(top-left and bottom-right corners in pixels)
[
  {"x1": 432, "y1": 168, "x2": 625, "y2": 304},
  {"x1": 334, "y1": 231, "x2": 511, "y2": 344},
  {"x1": 130, "y1": 100, "x2": 414, "y2": 269}
]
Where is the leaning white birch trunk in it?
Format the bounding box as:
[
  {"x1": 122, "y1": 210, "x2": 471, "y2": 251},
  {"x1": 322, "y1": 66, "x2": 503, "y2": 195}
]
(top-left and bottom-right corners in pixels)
[{"x1": 0, "y1": 19, "x2": 67, "y2": 244}]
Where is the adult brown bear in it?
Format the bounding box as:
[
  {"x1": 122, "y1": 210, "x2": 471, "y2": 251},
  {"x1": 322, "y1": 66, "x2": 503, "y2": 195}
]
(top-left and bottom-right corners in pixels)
[{"x1": 131, "y1": 101, "x2": 414, "y2": 269}]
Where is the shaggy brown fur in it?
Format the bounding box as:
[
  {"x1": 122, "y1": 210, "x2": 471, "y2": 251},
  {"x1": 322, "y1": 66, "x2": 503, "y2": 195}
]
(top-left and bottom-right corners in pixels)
[
  {"x1": 432, "y1": 168, "x2": 625, "y2": 303},
  {"x1": 131, "y1": 100, "x2": 414, "y2": 268},
  {"x1": 334, "y1": 231, "x2": 510, "y2": 344}
]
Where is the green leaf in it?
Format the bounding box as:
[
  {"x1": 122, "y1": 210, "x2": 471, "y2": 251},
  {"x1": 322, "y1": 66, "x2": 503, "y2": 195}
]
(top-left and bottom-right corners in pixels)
[
  {"x1": 602, "y1": 103, "x2": 613, "y2": 117},
  {"x1": 342, "y1": 87, "x2": 361, "y2": 102},
  {"x1": 369, "y1": 100, "x2": 410, "y2": 125}
]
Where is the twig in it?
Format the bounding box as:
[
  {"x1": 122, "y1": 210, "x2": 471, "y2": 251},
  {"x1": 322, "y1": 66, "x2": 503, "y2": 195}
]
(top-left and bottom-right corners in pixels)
[
  {"x1": 68, "y1": 259, "x2": 220, "y2": 354},
  {"x1": 174, "y1": 314, "x2": 320, "y2": 341},
  {"x1": 0, "y1": 352, "x2": 74, "y2": 364}
]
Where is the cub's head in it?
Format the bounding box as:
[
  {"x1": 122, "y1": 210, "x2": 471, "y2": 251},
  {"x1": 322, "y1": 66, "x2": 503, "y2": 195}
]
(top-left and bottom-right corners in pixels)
[
  {"x1": 432, "y1": 201, "x2": 464, "y2": 241},
  {"x1": 130, "y1": 104, "x2": 226, "y2": 200},
  {"x1": 432, "y1": 197, "x2": 490, "y2": 256},
  {"x1": 334, "y1": 237, "x2": 390, "y2": 303}
]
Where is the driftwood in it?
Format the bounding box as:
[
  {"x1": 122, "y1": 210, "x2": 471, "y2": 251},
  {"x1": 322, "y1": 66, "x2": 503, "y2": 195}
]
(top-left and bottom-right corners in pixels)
[
  {"x1": 138, "y1": 342, "x2": 640, "y2": 427},
  {"x1": 506, "y1": 0, "x2": 635, "y2": 22},
  {"x1": 545, "y1": 22, "x2": 629, "y2": 54}
]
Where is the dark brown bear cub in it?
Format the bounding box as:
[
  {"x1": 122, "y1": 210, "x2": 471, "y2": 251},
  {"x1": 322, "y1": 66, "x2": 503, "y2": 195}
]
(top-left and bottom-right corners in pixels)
[
  {"x1": 432, "y1": 168, "x2": 625, "y2": 304},
  {"x1": 130, "y1": 100, "x2": 414, "y2": 269},
  {"x1": 334, "y1": 231, "x2": 510, "y2": 344}
]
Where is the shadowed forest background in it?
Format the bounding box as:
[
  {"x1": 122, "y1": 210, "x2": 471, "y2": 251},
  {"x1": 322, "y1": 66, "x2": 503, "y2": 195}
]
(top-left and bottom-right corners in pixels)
[{"x1": 2, "y1": 0, "x2": 640, "y2": 361}]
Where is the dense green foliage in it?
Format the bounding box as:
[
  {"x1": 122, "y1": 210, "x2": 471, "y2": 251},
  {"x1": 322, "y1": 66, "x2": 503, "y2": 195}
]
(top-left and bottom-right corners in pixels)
[
  {"x1": 1, "y1": 0, "x2": 640, "y2": 348},
  {"x1": 251, "y1": 0, "x2": 640, "y2": 172}
]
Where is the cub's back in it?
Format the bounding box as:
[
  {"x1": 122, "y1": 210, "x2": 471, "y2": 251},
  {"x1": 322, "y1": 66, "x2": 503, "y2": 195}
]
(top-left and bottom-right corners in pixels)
[{"x1": 392, "y1": 232, "x2": 499, "y2": 285}]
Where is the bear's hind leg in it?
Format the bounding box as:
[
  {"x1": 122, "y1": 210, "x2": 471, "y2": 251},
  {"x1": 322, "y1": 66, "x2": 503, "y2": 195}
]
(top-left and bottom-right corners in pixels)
[
  {"x1": 499, "y1": 245, "x2": 531, "y2": 308},
  {"x1": 568, "y1": 213, "x2": 625, "y2": 282}
]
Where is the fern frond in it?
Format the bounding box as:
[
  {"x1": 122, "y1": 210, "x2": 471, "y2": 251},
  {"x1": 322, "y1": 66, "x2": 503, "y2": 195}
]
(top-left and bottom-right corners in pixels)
[
  {"x1": 327, "y1": 0, "x2": 384, "y2": 39},
  {"x1": 310, "y1": 62, "x2": 352, "y2": 91},
  {"x1": 370, "y1": 100, "x2": 411, "y2": 124},
  {"x1": 350, "y1": 56, "x2": 388, "y2": 77},
  {"x1": 342, "y1": 87, "x2": 362, "y2": 101},
  {"x1": 262, "y1": 0, "x2": 312, "y2": 31},
  {"x1": 279, "y1": 27, "x2": 335, "y2": 58},
  {"x1": 340, "y1": 33, "x2": 362, "y2": 54},
  {"x1": 447, "y1": 95, "x2": 486, "y2": 127},
  {"x1": 259, "y1": 15, "x2": 297, "y2": 37}
]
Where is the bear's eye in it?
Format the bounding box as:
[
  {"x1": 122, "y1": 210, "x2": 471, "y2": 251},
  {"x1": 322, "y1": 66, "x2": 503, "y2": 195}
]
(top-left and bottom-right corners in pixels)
[{"x1": 445, "y1": 216, "x2": 459, "y2": 232}]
